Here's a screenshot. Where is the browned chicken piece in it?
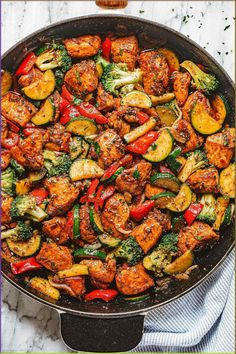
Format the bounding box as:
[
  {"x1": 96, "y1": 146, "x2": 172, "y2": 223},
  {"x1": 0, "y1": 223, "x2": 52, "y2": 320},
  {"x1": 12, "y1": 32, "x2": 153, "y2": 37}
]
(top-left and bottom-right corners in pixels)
[
  {"x1": 81, "y1": 256, "x2": 116, "y2": 289},
  {"x1": 102, "y1": 193, "x2": 130, "y2": 239},
  {"x1": 1, "y1": 149, "x2": 11, "y2": 170},
  {"x1": 64, "y1": 35, "x2": 101, "y2": 58},
  {"x1": 96, "y1": 129, "x2": 125, "y2": 168},
  {"x1": 182, "y1": 90, "x2": 211, "y2": 121},
  {"x1": 149, "y1": 208, "x2": 171, "y2": 233},
  {"x1": 111, "y1": 36, "x2": 139, "y2": 71},
  {"x1": 1, "y1": 195, "x2": 13, "y2": 224},
  {"x1": 116, "y1": 263, "x2": 154, "y2": 295},
  {"x1": 79, "y1": 204, "x2": 97, "y2": 244},
  {"x1": 64, "y1": 61, "x2": 99, "y2": 98},
  {"x1": 44, "y1": 123, "x2": 71, "y2": 152},
  {"x1": 50, "y1": 275, "x2": 86, "y2": 297},
  {"x1": 1, "y1": 116, "x2": 8, "y2": 142},
  {"x1": 173, "y1": 119, "x2": 204, "y2": 154},
  {"x1": 138, "y1": 51, "x2": 169, "y2": 96},
  {"x1": 116, "y1": 162, "x2": 152, "y2": 196},
  {"x1": 9, "y1": 145, "x2": 26, "y2": 166},
  {"x1": 178, "y1": 221, "x2": 219, "y2": 254},
  {"x1": 20, "y1": 131, "x2": 44, "y2": 170},
  {"x1": 145, "y1": 183, "x2": 165, "y2": 199},
  {"x1": 172, "y1": 71, "x2": 191, "y2": 106},
  {"x1": 107, "y1": 110, "x2": 130, "y2": 137},
  {"x1": 44, "y1": 176, "x2": 81, "y2": 216},
  {"x1": 36, "y1": 242, "x2": 73, "y2": 272},
  {"x1": 117, "y1": 106, "x2": 140, "y2": 123},
  {"x1": 42, "y1": 217, "x2": 69, "y2": 244},
  {"x1": 96, "y1": 83, "x2": 115, "y2": 112},
  {"x1": 204, "y1": 128, "x2": 235, "y2": 169},
  {"x1": 1, "y1": 92, "x2": 37, "y2": 127},
  {"x1": 187, "y1": 167, "x2": 219, "y2": 193},
  {"x1": 18, "y1": 67, "x2": 43, "y2": 87}
]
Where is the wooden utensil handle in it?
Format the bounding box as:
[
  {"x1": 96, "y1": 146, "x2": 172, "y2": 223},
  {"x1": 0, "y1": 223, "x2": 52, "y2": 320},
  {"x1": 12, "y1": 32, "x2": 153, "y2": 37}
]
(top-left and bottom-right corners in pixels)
[{"x1": 95, "y1": 0, "x2": 128, "y2": 9}]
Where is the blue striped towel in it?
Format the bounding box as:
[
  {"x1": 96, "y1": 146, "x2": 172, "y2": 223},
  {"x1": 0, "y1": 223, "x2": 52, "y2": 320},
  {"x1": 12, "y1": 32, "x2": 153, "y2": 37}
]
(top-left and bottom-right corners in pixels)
[{"x1": 134, "y1": 251, "x2": 235, "y2": 353}]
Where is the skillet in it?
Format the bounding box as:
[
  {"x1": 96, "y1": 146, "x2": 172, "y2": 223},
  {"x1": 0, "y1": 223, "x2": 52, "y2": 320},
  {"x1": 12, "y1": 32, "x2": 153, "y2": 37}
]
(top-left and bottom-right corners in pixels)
[{"x1": 1, "y1": 11, "x2": 235, "y2": 353}]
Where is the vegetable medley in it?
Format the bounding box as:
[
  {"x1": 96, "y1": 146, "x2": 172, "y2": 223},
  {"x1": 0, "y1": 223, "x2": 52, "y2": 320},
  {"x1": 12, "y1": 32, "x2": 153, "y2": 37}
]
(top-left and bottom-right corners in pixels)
[{"x1": 1, "y1": 34, "x2": 235, "y2": 303}]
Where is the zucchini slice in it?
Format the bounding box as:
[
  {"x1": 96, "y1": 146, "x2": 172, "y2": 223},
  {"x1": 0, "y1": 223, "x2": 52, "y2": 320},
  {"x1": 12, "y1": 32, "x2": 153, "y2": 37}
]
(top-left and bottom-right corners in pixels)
[
  {"x1": 31, "y1": 98, "x2": 55, "y2": 125},
  {"x1": 121, "y1": 90, "x2": 152, "y2": 109},
  {"x1": 167, "y1": 183, "x2": 192, "y2": 212},
  {"x1": 164, "y1": 250, "x2": 194, "y2": 275},
  {"x1": 69, "y1": 159, "x2": 104, "y2": 181},
  {"x1": 29, "y1": 169, "x2": 47, "y2": 183},
  {"x1": 58, "y1": 264, "x2": 89, "y2": 278},
  {"x1": 69, "y1": 137, "x2": 90, "y2": 160},
  {"x1": 157, "y1": 48, "x2": 180, "y2": 72},
  {"x1": 156, "y1": 105, "x2": 178, "y2": 127},
  {"x1": 210, "y1": 94, "x2": 230, "y2": 125},
  {"x1": 150, "y1": 172, "x2": 181, "y2": 193},
  {"x1": 166, "y1": 147, "x2": 183, "y2": 173},
  {"x1": 74, "y1": 248, "x2": 106, "y2": 260},
  {"x1": 73, "y1": 204, "x2": 80, "y2": 239},
  {"x1": 98, "y1": 234, "x2": 121, "y2": 248},
  {"x1": 191, "y1": 103, "x2": 222, "y2": 135},
  {"x1": 1, "y1": 70, "x2": 13, "y2": 96},
  {"x1": 22, "y1": 70, "x2": 55, "y2": 100},
  {"x1": 219, "y1": 163, "x2": 235, "y2": 198},
  {"x1": 150, "y1": 92, "x2": 175, "y2": 106},
  {"x1": 124, "y1": 117, "x2": 157, "y2": 143},
  {"x1": 10, "y1": 159, "x2": 26, "y2": 177},
  {"x1": 222, "y1": 204, "x2": 235, "y2": 227},
  {"x1": 123, "y1": 294, "x2": 150, "y2": 302},
  {"x1": 66, "y1": 117, "x2": 97, "y2": 136},
  {"x1": 89, "y1": 207, "x2": 104, "y2": 234},
  {"x1": 213, "y1": 196, "x2": 229, "y2": 231},
  {"x1": 151, "y1": 191, "x2": 176, "y2": 208},
  {"x1": 29, "y1": 277, "x2": 60, "y2": 300},
  {"x1": 7, "y1": 231, "x2": 41, "y2": 257},
  {"x1": 143, "y1": 129, "x2": 173, "y2": 162}
]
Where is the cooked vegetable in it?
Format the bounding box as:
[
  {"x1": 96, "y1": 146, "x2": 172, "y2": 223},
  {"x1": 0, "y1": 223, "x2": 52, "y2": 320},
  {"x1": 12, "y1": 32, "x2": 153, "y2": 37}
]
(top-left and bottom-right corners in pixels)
[
  {"x1": 85, "y1": 289, "x2": 118, "y2": 302},
  {"x1": 29, "y1": 277, "x2": 60, "y2": 300},
  {"x1": 210, "y1": 94, "x2": 230, "y2": 125},
  {"x1": 164, "y1": 250, "x2": 194, "y2": 274},
  {"x1": 1, "y1": 70, "x2": 13, "y2": 95},
  {"x1": 22, "y1": 70, "x2": 56, "y2": 100},
  {"x1": 130, "y1": 201, "x2": 155, "y2": 222},
  {"x1": 73, "y1": 204, "x2": 80, "y2": 239},
  {"x1": 219, "y1": 163, "x2": 235, "y2": 198},
  {"x1": 1, "y1": 167, "x2": 16, "y2": 196},
  {"x1": 58, "y1": 264, "x2": 89, "y2": 278},
  {"x1": 11, "y1": 257, "x2": 42, "y2": 275},
  {"x1": 114, "y1": 237, "x2": 144, "y2": 266},
  {"x1": 15, "y1": 52, "x2": 37, "y2": 76},
  {"x1": 178, "y1": 150, "x2": 208, "y2": 182},
  {"x1": 31, "y1": 98, "x2": 55, "y2": 125},
  {"x1": 143, "y1": 129, "x2": 173, "y2": 162},
  {"x1": 213, "y1": 196, "x2": 229, "y2": 231},
  {"x1": 123, "y1": 294, "x2": 150, "y2": 302},
  {"x1": 89, "y1": 207, "x2": 104, "y2": 233},
  {"x1": 196, "y1": 194, "x2": 216, "y2": 224},
  {"x1": 221, "y1": 204, "x2": 235, "y2": 227},
  {"x1": 157, "y1": 48, "x2": 180, "y2": 73},
  {"x1": 124, "y1": 117, "x2": 157, "y2": 143},
  {"x1": 15, "y1": 178, "x2": 31, "y2": 195},
  {"x1": 167, "y1": 184, "x2": 192, "y2": 212},
  {"x1": 29, "y1": 169, "x2": 47, "y2": 183},
  {"x1": 43, "y1": 150, "x2": 72, "y2": 177},
  {"x1": 166, "y1": 147, "x2": 183, "y2": 173},
  {"x1": 77, "y1": 102, "x2": 108, "y2": 124},
  {"x1": 150, "y1": 191, "x2": 175, "y2": 209},
  {"x1": 184, "y1": 203, "x2": 203, "y2": 225},
  {"x1": 36, "y1": 43, "x2": 72, "y2": 71},
  {"x1": 1, "y1": 221, "x2": 33, "y2": 241},
  {"x1": 10, "y1": 195, "x2": 47, "y2": 222},
  {"x1": 98, "y1": 234, "x2": 121, "y2": 248},
  {"x1": 150, "y1": 172, "x2": 180, "y2": 193},
  {"x1": 10, "y1": 159, "x2": 26, "y2": 177},
  {"x1": 2, "y1": 131, "x2": 19, "y2": 149},
  {"x1": 74, "y1": 248, "x2": 106, "y2": 260},
  {"x1": 66, "y1": 117, "x2": 97, "y2": 136},
  {"x1": 69, "y1": 159, "x2": 104, "y2": 181},
  {"x1": 156, "y1": 99, "x2": 181, "y2": 127},
  {"x1": 150, "y1": 92, "x2": 175, "y2": 106},
  {"x1": 7, "y1": 231, "x2": 41, "y2": 257},
  {"x1": 126, "y1": 131, "x2": 159, "y2": 155},
  {"x1": 121, "y1": 90, "x2": 152, "y2": 109},
  {"x1": 101, "y1": 155, "x2": 133, "y2": 182},
  {"x1": 191, "y1": 103, "x2": 222, "y2": 135},
  {"x1": 180, "y1": 60, "x2": 219, "y2": 94}
]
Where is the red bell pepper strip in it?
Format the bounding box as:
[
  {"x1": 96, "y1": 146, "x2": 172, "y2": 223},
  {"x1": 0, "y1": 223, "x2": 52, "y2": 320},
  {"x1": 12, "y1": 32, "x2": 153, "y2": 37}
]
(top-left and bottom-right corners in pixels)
[
  {"x1": 130, "y1": 200, "x2": 155, "y2": 222},
  {"x1": 159, "y1": 164, "x2": 175, "y2": 175},
  {"x1": 102, "y1": 37, "x2": 112, "y2": 61},
  {"x1": 87, "y1": 178, "x2": 100, "y2": 202},
  {"x1": 85, "y1": 289, "x2": 118, "y2": 302},
  {"x1": 101, "y1": 154, "x2": 133, "y2": 181},
  {"x1": 30, "y1": 188, "x2": 49, "y2": 205},
  {"x1": 59, "y1": 105, "x2": 80, "y2": 125},
  {"x1": 2, "y1": 131, "x2": 19, "y2": 149},
  {"x1": 184, "y1": 203, "x2": 203, "y2": 225},
  {"x1": 15, "y1": 52, "x2": 37, "y2": 76},
  {"x1": 61, "y1": 85, "x2": 76, "y2": 104},
  {"x1": 11, "y1": 257, "x2": 42, "y2": 275},
  {"x1": 94, "y1": 185, "x2": 105, "y2": 212},
  {"x1": 6, "y1": 119, "x2": 20, "y2": 133},
  {"x1": 126, "y1": 131, "x2": 159, "y2": 155},
  {"x1": 23, "y1": 127, "x2": 40, "y2": 137},
  {"x1": 99, "y1": 185, "x2": 115, "y2": 209},
  {"x1": 136, "y1": 111, "x2": 150, "y2": 125},
  {"x1": 77, "y1": 102, "x2": 108, "y2": 124},
  {"x1": 79, "y1": 194, "x2": 88, "y2": 204},
  {"x1": 59, "y1": 96, "x2": 70, "y2": 114}
]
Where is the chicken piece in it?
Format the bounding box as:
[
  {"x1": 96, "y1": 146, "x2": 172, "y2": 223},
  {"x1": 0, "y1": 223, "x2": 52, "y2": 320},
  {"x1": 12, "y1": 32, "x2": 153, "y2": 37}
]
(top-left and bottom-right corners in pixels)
[
  {"x1": 187, "y1": 167, "x2": 219, "y2": 193},
  {"x1": 64, "y1": 61, "x2": 98, "y2": 98},
  {"x1": 102, "y1": 193, "x2": 130, "y2": 239},
  {"x1": 116, "y1": 263, "x2": 154, "y2": 295},
  {"x1": 9, "y1": 145, "x2": 26, "y2": 166},
  {"x1": 145, "y1": 183, "x2": 165, "y2": 199},
  {"x1": 44, "y1": 123, "x2": 71, "y2": 152},
  {"x1": 107, "y1": 110, "x2": 130, "y2": 137},
  {"x1": 1, "y1": 149, "x2": 11, "y2": 170},
  {"x1": 111, "y1": 36, "x2": 139, "y2": 71},
  {"x1": 132, "y1": 216, "x2": 163, "y2": 253},
  {"x1": 96, "y1": 129, "x2": 125, "y2": 168},
  {"x1": 20, "y1": 131, "x2": 44, "y2": 170},
  {"x1": 182, "y1": 90, "x2": 211, "y2": 121},
  {"x1": 172, "y1": 71, "x2": 191, "y2": 106},
  {"x1": 96, "y1": 83, "x2": 115, "y2": 112},
  {"x1": 1, "y1": 195, "x2": 13, "y2": 224},
  {"x1": 64, "y1": 35, "x2": 101, "y2": 58},
  {"x1": 44, "y1": 176, "x2": 81, "y2": 216},
  {"x1": 81, "y1": 256, "x2": 116, "y2": 289},
  {"x1": 117, "y1": 106, "x2": 140, "y2": 123},
  {"x1": 174, "y1": 119, "x2": 204, "y2": 154},
  {"x1": 36, "y1": 242, "x2": 73, "y2": 272},
  {"x1": 42, "y1": 217, "x2": 69, "y2": 244},
  {"x1": 204, "y1": 128, "x2": 235, "y2": 169},
  {"x1": 18, "y1": 67, "x2": 43, "y2": 87},
  {"x1": 178, "y1": 221, "x2": 219, "y2": 254},
  {"x1": 1, "y1": 116, "x2": 8, "y2": 142},
  {"x1": 50, "y1": 275, "x2": 85, "y2": 297},
  {"x1": 1, "y1": 92, "x2": 37, "y2": 127},
  {"x1": 79, "y1": 204, "x2": 97, "y2": 244},
  {"x1": 149, "y1": 208, "x2": 171, "y2": 233},
  {"x1": 138, "y1": 51, "x2": 169, "y2": 96},
  {"x1": 116, "y1": 162, "x2": 152, "y2": 196}
]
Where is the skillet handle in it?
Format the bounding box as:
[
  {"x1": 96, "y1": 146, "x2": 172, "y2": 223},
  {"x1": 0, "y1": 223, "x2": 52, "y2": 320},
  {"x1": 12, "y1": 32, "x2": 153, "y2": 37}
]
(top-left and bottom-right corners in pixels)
[{"x1": 59, "y1": 312, "x2": 144, "y2": 352}]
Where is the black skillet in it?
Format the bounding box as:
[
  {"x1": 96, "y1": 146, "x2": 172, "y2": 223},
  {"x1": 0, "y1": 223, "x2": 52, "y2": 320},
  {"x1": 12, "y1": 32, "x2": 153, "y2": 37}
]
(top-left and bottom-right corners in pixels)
[{"x1": 1, "y1": 6, "x2": 235, "y2": 353}]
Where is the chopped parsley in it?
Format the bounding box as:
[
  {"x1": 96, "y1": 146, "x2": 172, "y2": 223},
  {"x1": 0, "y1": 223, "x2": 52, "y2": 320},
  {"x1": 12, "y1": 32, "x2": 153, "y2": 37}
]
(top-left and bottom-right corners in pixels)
[
  {"x1": 139, "y1": 10, "x2": 145, "y2": 14},
  {"x1": 133, "y1": 169, "x2": 140, "y2": 179},
  {"x1": 224, "y1": 25, "x2": 230, "y2": 31}
]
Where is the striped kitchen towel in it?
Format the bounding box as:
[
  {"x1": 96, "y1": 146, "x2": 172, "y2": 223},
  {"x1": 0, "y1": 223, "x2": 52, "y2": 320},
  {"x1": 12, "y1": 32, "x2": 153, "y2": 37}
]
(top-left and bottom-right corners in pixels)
[{"x1": 134, "y1": 250, "x2": 235, "y2": 353}]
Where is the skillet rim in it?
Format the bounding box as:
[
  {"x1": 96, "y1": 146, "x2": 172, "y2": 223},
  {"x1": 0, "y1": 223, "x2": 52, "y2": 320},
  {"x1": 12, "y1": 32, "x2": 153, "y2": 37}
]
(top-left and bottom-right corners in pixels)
[{"x1": 1, "y1": 13, "x2": 235, "y2": 318}]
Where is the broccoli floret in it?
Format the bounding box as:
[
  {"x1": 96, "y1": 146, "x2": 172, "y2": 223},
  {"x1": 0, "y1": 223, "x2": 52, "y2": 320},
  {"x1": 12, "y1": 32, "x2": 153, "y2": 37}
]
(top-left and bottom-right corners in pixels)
[
  {"x1": 114, "y1": 237, "x2": 143, "y2": 265},
  {"x1": 1, "y1": 221, "x2": 33, "y2": 241},
  {"x1": 101, "y1": 63, "x2": 142, "y2": 96},
  {"x1": 178, "y1": 150, "x2": 208, "y2": 182},
  {"x1": 159, "y1": 233, "x2": 179, "y2": 253},
  {"x1": 94, "y1": 51, "x2": 110, "y2": 69},
  {"x1": 1, "y1": 167, "x2": 16, "y2": 196},
  {"x1": 10, "y1": 159, "x2": 26, "y2": 177},
  {"x1": 10, "y1": 195, "x2": 47, "y2": 222},
  {"x1": 197, "y1": 194, "x2": 216, "y2": 224},
  {"x1": 120, "y1": 84, "x2": 135, "y2": 97},
  {"x1": 180, "y1": 60, "x2": 219, "y2": 95},
  {"x1": 43, "y1": 150, "x2": 72, "y2": 177}
]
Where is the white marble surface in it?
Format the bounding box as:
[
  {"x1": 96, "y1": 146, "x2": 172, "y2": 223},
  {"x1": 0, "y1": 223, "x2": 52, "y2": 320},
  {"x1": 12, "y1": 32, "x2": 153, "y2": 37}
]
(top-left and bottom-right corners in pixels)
[{"x1": 1, "y1": 1, "x2": 234, "y2": 352}]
